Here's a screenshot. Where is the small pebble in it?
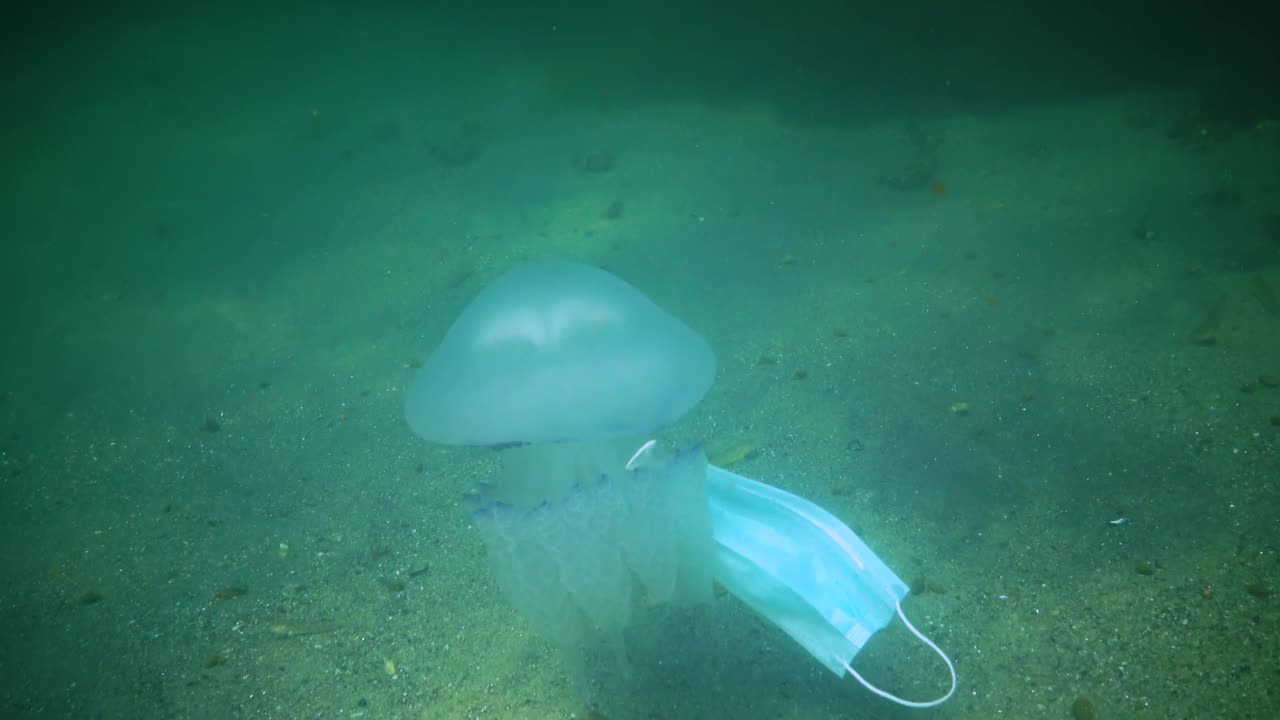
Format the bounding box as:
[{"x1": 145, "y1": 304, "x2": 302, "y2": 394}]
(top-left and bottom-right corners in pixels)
[{"x1": 1071, "y1": 695, "x2": 1096, "y2": 720}]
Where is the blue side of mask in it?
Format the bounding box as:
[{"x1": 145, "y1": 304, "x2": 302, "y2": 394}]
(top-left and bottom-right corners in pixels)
[{"x1": 707, "y1": 464, "x2": 909, "y2": 677}]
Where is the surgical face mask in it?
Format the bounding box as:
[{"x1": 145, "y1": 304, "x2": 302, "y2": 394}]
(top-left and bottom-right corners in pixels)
[{"x1": 706, "y1": 464, "x2": 957, "y2": 708}]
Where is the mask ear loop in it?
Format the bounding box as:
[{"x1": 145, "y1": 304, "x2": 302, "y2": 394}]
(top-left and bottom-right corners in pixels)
[{"x1": 839, "y1": 592, "x2": 957, "y2": 708}]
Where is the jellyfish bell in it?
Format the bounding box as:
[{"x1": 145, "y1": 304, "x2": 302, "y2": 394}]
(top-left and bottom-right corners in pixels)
[
  {"x1": 405, "y1": 259, "x2": 716, "y2": 665},
  {"x1": 405, "y1": 259, "x2": 715, "y2": 448}
]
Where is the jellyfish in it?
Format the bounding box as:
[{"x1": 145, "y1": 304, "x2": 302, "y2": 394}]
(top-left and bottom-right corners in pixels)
[{"x1": 404, "y1": 259, "x2": 716, "y2": 669}]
